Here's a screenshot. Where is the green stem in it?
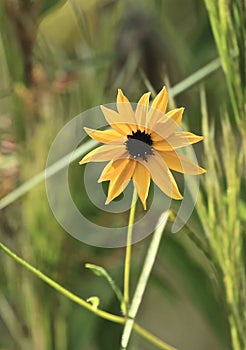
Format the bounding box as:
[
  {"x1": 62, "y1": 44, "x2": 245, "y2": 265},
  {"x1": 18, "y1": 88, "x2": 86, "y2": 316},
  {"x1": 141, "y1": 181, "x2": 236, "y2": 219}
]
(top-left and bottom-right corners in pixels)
[
  {"x1": 123, "y1": 186, "x2": 138, "y2": 314},
  {"x1": 169, "y1": 57, "x2": 221, "y2": 97},
  {"x1": 121, "y1": 211, "x2": 170, "y2": 349},
  {"x1": 133, "y1": 323, "x2": 177, "y2": 350},
  {"x1": 0, "y1": 240, "x2": 177, "y2": 350},
  {"x1": 0, "y1": 241, "x2": 124, "y2": 325}
]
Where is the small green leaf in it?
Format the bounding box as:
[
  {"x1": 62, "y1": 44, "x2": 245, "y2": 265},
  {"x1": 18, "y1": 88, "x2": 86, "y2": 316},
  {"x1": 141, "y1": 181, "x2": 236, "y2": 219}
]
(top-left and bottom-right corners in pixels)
[
  {"x1": 85, "y1": 263, "x2": 103, "y2": 277},
  {"x1": 86, "y1": 296, "x2": 100, "y2": 310},
  {"x1": 85, "y1": 263, "x2": 125, "y2": 314}
]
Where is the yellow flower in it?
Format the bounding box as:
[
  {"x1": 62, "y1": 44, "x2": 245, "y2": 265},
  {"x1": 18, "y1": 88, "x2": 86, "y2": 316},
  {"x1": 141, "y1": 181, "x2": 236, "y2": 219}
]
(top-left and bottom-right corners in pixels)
[{"x1": 80, "y1": 87, "x2": 205, "y2": 209}]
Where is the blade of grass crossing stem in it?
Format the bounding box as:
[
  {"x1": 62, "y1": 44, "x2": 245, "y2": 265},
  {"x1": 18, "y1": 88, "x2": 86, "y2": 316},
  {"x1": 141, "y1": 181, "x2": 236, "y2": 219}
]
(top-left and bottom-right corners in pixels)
[{"x1": 120, "y1": 211, "x2": 175, "y2": 350}]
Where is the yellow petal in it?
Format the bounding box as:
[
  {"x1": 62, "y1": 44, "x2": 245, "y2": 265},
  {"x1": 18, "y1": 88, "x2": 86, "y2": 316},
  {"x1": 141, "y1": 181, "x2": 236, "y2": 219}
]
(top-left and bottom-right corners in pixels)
[
  {"x1": 150, "y1": 131, "x2": 165, "y2": 142},
  {"x1": 98, "y1": 159, "x2": 116, "y2": 182},
  {"x1": 160, "y1": 150, "x2": 206, "y2": 174},
  {"x1": 145, "y1": 152, "x2": 183, "y2": 200},
  {"x1": 152, "y1": 108, "x2": 184, "y2": 139},
  {"x1": 104, "y1": 159, "x2": 136, "y2": 204},
  {"x1": 100, "y1": 105, "x2": 132, "y2": 135},
  {"x1": 84, "y1": 127, "x2": 125, "y2": 144},
  {"x1": 79, "y1": 145, "x2": 127, "y2": 164},
  {"x1": 153, "y1": 139, "x2": 173, "y2": 151},
  {"x1": 151, "y1": 86, "x2": 168, "y2": 114},
  {"x1": 117, "y1": 89, "x2": 137, "y2": 132},
  {"x1": 132, "y1": 161, "x2": 150, "y2": 210},
  {"x1": 146, "y1": 87, "x2": 168, "y2": 130},
  {"x1": 165, "y1": 107, "x2": 184, "y2": 126},
  {"x1": 175, "y1": 132, "x2": 204, "y2": 145},
  {"x1": 154, "y1": 132, "x2": 204, "y2": 151},
  {"x1": 117, "y1": 88, "x2": 131, "y2": 104},
  {"x1": 135, "y1": 92, "x2": 151, "y2": 131}
]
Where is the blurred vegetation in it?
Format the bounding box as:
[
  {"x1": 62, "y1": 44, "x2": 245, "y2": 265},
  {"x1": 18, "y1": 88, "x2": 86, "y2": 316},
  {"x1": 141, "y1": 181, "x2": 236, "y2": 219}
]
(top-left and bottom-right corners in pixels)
[{"x1": 0, "y1": 0, "x2": 245, "y2": 350}]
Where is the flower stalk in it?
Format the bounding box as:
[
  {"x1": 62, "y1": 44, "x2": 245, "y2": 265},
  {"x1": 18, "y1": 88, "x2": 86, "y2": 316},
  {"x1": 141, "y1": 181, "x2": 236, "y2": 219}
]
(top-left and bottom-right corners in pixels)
[
  {"x1": 123, "y1": 186, "x2": 138, "y2": 314},
  {"x1": 121, "y1": 211, "x2": 170, "y2": 349}
]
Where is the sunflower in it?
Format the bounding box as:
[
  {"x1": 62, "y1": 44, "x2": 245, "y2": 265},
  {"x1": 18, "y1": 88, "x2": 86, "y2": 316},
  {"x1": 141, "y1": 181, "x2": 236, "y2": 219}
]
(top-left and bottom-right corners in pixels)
[{"x1": 79, "y1": 87, "x2": 205, "y2": 209}]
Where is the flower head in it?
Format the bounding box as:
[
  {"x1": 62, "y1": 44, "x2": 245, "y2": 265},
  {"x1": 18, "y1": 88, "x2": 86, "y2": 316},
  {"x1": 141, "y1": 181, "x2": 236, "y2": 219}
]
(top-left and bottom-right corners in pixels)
[{"x1": 80, "y1": 87, "x2": 205, "y2": 209}]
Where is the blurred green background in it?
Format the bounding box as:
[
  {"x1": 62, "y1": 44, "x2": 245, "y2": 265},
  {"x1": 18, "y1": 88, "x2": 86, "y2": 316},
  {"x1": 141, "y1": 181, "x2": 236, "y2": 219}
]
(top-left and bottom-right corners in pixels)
[{"x1": 0, "y1": 0, "x2": 245, "y2": 349}]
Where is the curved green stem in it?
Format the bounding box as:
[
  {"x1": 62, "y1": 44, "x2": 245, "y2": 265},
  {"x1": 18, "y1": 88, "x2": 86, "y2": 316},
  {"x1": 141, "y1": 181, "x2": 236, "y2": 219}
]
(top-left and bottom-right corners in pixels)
[
  {"x1": 133, "y1": 323, "x2": 176, "y2": 350},
  {"x1": 0, "y1": 241, "x2": 124, "y2": 325},
  {"x1": 0, "y1": 240, "x2": 177, "y2": 350},
  {"x1": 123, "y1": 187, "x2": 138, "y2": 314}
]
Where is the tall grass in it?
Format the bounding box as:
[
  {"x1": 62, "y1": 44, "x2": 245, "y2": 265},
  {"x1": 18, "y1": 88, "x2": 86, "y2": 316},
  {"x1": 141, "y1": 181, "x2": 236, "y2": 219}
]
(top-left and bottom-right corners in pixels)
[{"x1": 203, "y1": 1, "x2": 246, "y2": 348}]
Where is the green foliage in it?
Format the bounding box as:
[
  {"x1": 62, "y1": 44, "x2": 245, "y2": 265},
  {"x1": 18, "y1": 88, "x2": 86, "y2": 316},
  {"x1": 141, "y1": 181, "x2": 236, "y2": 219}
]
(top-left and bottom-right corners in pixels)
[
  {"x1": 0, "y1": 0, "x2": 246, "y2": 349},
  {"x1": 41, "y1": 0, "x2": 67, "y2": 18},
  {"x1": 85, "y1": 263, "x2": 125, "y2": 313},
  {"x1": 204, "y1": 0, "x2": 246, "y2": 123}
]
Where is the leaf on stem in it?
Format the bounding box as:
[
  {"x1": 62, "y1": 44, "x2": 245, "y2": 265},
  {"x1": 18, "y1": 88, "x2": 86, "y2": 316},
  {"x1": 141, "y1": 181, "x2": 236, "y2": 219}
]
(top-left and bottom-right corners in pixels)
[
  {"x1": 85, "y1": 263, "x2": 126, "y2": 314},
  {"x1": 86, "y1": 296, "x2": 100, "y2": 310}
]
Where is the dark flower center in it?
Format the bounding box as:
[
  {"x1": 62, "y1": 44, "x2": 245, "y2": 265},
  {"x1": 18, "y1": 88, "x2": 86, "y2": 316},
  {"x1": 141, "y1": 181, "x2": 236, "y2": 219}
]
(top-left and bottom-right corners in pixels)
[{"x1": 125, "y1": 129, "x2": 154, "y2": 161}]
